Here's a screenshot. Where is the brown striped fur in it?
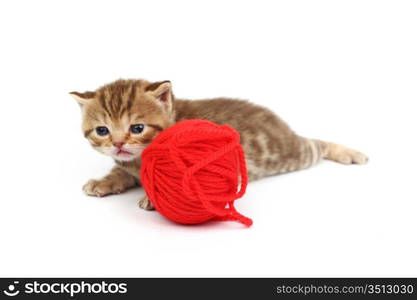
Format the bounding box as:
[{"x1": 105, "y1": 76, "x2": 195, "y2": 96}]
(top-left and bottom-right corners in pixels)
[{"x1": 71, "y1": 79, "x2": 368, "y2": 210}]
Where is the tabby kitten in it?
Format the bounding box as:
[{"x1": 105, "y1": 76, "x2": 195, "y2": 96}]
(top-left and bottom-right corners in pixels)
[{"x1": 71, "y1": 79, "x2": 368, "y2": 210}]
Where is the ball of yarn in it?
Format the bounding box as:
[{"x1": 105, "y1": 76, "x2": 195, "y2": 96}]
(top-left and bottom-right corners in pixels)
[{"x1": 140, "y1": 120, "x2": 252, "y2": 227}]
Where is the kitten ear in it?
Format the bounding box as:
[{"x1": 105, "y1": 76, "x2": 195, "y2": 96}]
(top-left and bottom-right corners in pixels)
[
  {"x1": 69, "y1": 91, "x2": 95, "y2": 106},
  {"x1": 145, "y1": 81, "x2": 173, "y2": 110}
]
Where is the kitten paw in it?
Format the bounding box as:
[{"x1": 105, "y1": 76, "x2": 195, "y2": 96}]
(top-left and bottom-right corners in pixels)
[
  {"x1": 333, "y1": 149, "x2": 368, "y2": 165},
  {"x1": 82, "y1": 179, "x2": 125, "y2": 197},
  {"x1": 138, "y1": 195, "x2": 154, "y2": 210}
]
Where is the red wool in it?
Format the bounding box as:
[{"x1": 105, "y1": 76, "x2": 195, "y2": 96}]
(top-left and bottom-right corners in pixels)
[{"x1": 140, "y1": 120, "x2": 252, "y2": 227}]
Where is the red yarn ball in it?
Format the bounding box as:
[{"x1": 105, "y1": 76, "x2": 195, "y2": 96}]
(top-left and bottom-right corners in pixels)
[{"x1": 140, "y1": 120, "x2": 252, "y2": 227}]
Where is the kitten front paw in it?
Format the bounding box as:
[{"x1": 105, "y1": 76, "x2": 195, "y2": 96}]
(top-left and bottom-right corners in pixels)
[
  {"x1": 82, "y1": 179, "x2": 125, "y2": 197},
  {"x1": 138, "y1": 195, "x2": 154, "y2": 210}
]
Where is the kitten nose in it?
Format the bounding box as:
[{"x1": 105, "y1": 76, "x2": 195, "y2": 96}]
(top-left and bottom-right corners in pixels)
[{"x1": 113, "y1": 141, "x2": 125, "y2": 148}]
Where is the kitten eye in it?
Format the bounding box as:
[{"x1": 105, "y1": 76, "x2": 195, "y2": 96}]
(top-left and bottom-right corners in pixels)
[
  {"x1": 130, "y1": 124, "x2": 145, "y2": 134},
  {"x1": 96, "y1": 126, "x2": 109, "y2": 136}
]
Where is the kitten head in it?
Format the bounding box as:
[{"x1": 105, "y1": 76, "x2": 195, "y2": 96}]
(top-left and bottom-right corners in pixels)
[{"x1": 71, "y1": 79, "x2": 175, "y2": 161}]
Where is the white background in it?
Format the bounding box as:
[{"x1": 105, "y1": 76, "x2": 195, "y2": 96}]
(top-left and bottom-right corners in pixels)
[{"x1": 0, "y1": 0, "x2": 416, "y2": 277}]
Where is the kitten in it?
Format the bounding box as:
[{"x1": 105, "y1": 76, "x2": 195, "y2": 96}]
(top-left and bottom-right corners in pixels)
[{"x1": 71, "y1": 79, "x2": 368, "y2": 210}]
